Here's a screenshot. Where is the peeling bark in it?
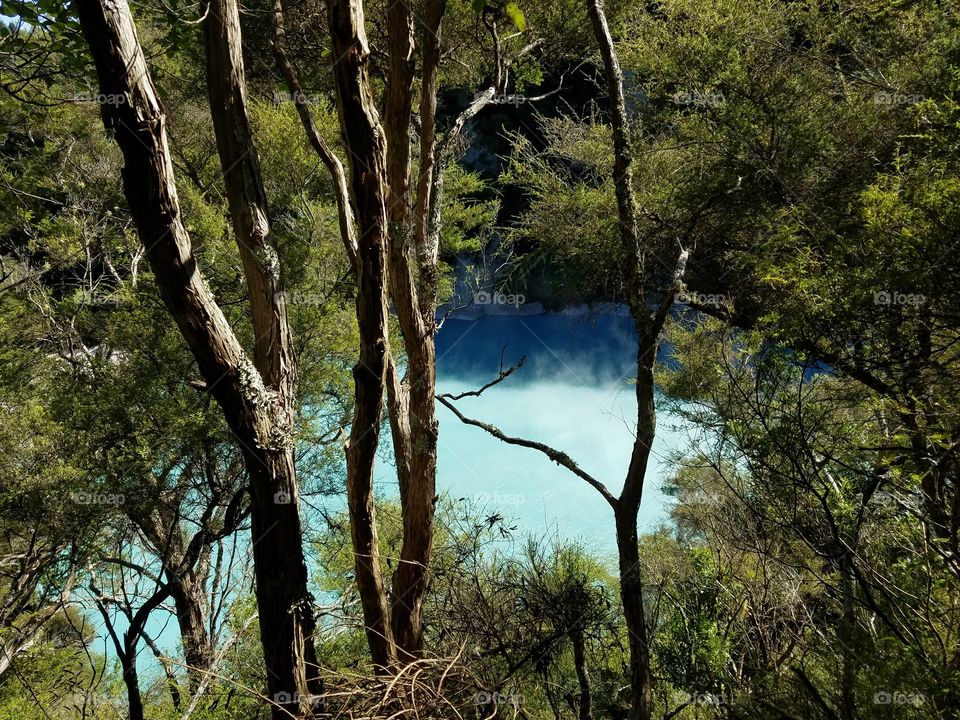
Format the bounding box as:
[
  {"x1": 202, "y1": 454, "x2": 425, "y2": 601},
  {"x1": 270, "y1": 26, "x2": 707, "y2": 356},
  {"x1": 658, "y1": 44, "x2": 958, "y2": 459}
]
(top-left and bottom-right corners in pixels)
[
  {"x1": 326, "y1": 0, "x2": 397, "y2": 671},
  {"x1": 203, "y1": 2, "x2": 323, "y2": 710},
  {"x1": 382, "y1": 0, "x2": 442, "y2": 661},
  {"x1": 76, "y1": 0, "x2": 321, "y2": 715}
]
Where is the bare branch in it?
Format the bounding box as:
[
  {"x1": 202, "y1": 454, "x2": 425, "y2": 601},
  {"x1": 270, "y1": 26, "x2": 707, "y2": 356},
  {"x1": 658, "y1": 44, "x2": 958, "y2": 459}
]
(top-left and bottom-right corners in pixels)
[
  {"x1": 271, "y1": 0, "x2": 358, "y2": 270},
  {"x1": 437, "y1": 353, "x2": 526, "y2": 401},
  {"x1": 436, "y1": 395, "x2": 617, "y2": 508}
]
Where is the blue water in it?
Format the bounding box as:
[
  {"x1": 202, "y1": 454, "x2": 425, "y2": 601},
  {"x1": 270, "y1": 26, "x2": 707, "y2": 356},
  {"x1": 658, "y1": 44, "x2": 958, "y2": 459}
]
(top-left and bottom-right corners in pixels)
[{"x1": 375, "y1": 308, "x2": 686, "y2": 561}]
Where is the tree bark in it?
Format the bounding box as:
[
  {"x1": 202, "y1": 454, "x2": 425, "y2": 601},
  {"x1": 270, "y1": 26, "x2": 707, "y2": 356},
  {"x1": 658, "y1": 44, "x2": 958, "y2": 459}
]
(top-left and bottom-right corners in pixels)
[
  {"x1": 119, "y1": 648, "x2": 145, "y2": 720},
  {"x1": 612, "y1": 338, "x2": 657, "y2": 720},
  {"x1": 386, "y1": 335, "x2": 439, "y2": 660},
  {"x1": 323, "y1": 0, "x2": 454, "y2": 669},
  {"x1": 586, "y1": 1, "x2": 660, "y2": 717},
  {"x1": 203, "y1": 0, "x2": 323, "y2": 710},
  {"x1": 169, "y1": 568, "x2": 213, "y2": 691},
  {"x1": 381, "y1": 0, "x2": 443, "y2": 662},
  {"x1": 326, "y1": 0, "x2": 397, "y2": 671},
  {"x1": 413, "y1": 0, "x2": 447, "y2": 314},
  {"x1": 615, "y1": 499, "x2": 653, "y2": 720},
  {"x1": 585, "y1": 0, "x2": 644, "y2": 311},
  {"x1": 571, "y1": 627, "x2": 593, "y2": 720},
  {"x1": 144, "y1": 519, "x2": 216, "y2": 691},
  {"x1": 76, "y1": 0, "x2": 320, "y2": 715}
]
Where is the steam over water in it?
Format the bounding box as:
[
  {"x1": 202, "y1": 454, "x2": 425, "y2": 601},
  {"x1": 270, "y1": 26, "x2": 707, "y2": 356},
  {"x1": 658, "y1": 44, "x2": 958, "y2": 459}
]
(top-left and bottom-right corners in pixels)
[{"x1": 377, "y1": 307, "x2": 685, "y2": 559}]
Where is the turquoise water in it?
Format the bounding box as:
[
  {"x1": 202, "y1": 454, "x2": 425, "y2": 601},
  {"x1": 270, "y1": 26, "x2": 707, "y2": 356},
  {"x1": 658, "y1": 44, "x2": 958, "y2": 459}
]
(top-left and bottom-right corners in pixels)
[{"x1": 376, "y1": 307, "x2": 685, "y2": 560}]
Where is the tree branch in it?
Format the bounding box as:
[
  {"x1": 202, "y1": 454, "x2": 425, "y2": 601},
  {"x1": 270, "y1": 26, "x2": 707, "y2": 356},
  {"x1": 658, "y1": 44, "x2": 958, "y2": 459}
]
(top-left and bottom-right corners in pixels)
[
  {"x1": 436, "y1": 394, "x2": 616, "y2": 508},
  {"x1": 271, "y1": 0, "x2": 358, "y2": 270}
]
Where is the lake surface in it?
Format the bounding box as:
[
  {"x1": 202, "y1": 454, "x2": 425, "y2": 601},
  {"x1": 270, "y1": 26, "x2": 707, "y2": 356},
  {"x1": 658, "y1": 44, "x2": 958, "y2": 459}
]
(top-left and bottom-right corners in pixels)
[{"x1": 375, "y1": 305, "x2": 686, "y2": 561}]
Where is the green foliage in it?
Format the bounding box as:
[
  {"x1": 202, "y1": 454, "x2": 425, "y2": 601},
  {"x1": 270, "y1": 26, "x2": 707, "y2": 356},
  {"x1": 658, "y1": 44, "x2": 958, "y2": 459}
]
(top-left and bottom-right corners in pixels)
[
  {"x1": 3, "y1": 0, "x2": 960, "y2": 717},
  {"x1": 465, "y1": 1, "x2": 527, "y2": 33}
]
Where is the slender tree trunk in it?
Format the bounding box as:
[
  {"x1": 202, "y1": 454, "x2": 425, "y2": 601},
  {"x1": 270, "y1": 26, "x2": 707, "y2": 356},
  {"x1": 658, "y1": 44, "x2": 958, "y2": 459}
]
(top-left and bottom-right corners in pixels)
[
  {"x1": 615, "y1": 502, "x2": 653, "y2": 720},
  {"x1": 387, "y1": 340, "x2": 439, "y2": 659},
  {"x1": 204, "y1": 0, "x2": 294, "y2": 392},
  {"x1": 326, "y1": 0, "x2": 397, "y2": 670},
  {"x1": 571, "y1": 627, "x2": 593, "y2": 720},
  {"x1": 319, "y1": 0, "x2": 449, "y2": 665},
  {"x1": 77, "y1": 1, "x2": 320, "y2": 715},
  {"x1": 137, "y1": 517, "x2": 215, "y2": 692},
  {"x1": 91, "y1": 573, "x2": 171, "y2": 720},
  {"x1": 169, "y1": 569, "x2": 213, "y2": 691},
  {"x1": 152, "y1": 529, "x2": 214, "y2": 690},
  {"x1": 837, "y1": 553, "x2": 857, "y2": 720},
  {"x1": 617, "y1": 344, "x2": 656, "y2": 720},
  {"x1": 585, "y1": 1, "x2": 658, "y2": 716},
  {"x1": 204, "y1": 0, "x2": 322, "y2": 710},
  {"x1": 119, "y1": 645, "x2": 145, "y2": 720},
  {"x1": 438, "y1": 0, "x2": 672, "y2": 709},
  {"x1": 585, "y1": 0, "x2": 644, "y2": 307},
  {"x1": 382, "y1": 0, "x2": 443, "y2": 662},
  {"x1": 413, "y1": 0, "x2": 447, "y2": 314},
  {"x1": 612, "y1": 336, "x2": 658, "y2": 720}
]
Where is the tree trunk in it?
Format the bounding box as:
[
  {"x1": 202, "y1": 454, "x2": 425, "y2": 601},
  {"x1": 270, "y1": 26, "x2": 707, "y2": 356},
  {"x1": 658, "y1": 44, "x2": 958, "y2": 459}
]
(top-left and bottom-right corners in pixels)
[
  {"x1": 387, "y1": 340, "x2": 439, "y2": 659},
  {"x1": 204, "y1": 0, "x2": 295, "y2": 393},
  {"x1": 320, "y1": 0, "x2": 448, "y2": 666},
  {"x1": 585, "y1": 0, "x2": 644, "y2": 309},
  {"x1": 119, "y1": 645, "x2": 145, "y2": 720},
  {"x1": 246, "y1": 449, "x2": 323, "y2": 716},
  {"x1": 204, "y1": 0, "x2": 323, "y2": 711},
  {"x1": 135, "y1": 514, "x2": 215, "y2": 692},
  {"x1": 382, "y1": 0, "x2": 443, "y2": 662},
  {"x1": 326, "y1": 0, "x2": 397, "y2": 671},
  {"x1": 413, "y1": 0, "x2": 447, "y2": 314},
  {"x1": 615, "y1": 502, "x2": 653, "y2": 720},
  {"x1": 169, "y1": 568, "x2": 213, "y2": 691},
  {"x1": 76, "y1": 1, "x2": 320, "y2": 715},
  {"x1": 612, "y1": 336, "x2": 658, "y2": 720},
  {"x1": 585, "y1": 1, "x2": 658, "y2": 716},
  {"x1": 571, "y1": 627, "x2": 593, "y2": 720}
]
